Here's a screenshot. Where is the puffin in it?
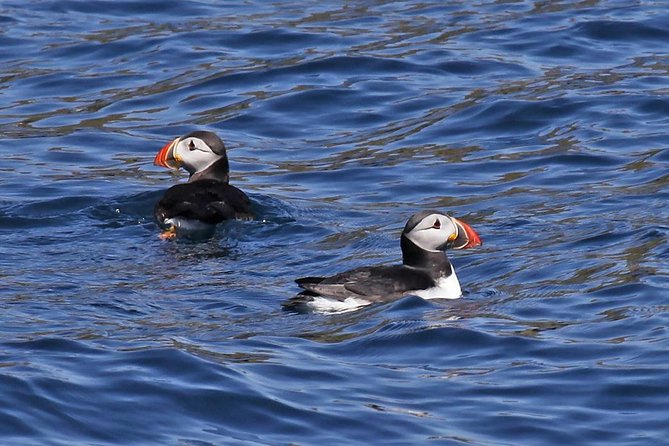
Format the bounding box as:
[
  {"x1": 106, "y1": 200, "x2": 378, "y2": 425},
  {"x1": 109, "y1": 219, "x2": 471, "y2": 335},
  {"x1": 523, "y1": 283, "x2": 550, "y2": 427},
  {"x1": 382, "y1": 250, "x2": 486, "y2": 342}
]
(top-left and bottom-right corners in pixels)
[
  {"x1": 153, "y1": 130, "x2": 252, "y2": 239},
  {"x1": 284, "y1": 210, "x2": 482, "y2": 313}
]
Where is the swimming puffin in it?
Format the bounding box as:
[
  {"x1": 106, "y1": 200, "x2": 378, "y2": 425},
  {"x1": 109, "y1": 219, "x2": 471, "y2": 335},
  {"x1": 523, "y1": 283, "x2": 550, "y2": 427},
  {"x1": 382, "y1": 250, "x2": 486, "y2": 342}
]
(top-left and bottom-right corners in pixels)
[
  {"x1": 284, "y1": 210, "x2": 482, "y2": 313},
  {"x1": 153, "y1": 130, "x2": 252, "y2": 239}
]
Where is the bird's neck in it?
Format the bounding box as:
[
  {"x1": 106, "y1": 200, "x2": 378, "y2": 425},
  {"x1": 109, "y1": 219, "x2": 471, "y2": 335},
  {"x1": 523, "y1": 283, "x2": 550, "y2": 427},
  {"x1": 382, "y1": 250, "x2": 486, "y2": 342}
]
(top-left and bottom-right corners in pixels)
[
  {"x1": 188, "y1": 157, "x2": 230, "y2": 183},
  {"x1": 401, "y1": 235, "x2": 452, "y2": 278}
]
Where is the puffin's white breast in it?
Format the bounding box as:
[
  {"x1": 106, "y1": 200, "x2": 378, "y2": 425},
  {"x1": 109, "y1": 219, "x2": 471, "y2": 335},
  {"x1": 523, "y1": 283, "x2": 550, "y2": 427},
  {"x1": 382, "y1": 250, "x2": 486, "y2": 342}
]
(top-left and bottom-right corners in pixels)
[{"x1": 412, "y1": 271, "x2": 462, "y2": 300}]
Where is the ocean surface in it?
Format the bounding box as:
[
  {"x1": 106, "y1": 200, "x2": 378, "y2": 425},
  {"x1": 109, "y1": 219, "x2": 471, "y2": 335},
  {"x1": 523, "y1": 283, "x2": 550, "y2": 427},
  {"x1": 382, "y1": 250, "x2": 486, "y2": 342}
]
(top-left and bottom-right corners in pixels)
[{"x1": 1, "y1": 1, "x2": 669, "y2": 444}]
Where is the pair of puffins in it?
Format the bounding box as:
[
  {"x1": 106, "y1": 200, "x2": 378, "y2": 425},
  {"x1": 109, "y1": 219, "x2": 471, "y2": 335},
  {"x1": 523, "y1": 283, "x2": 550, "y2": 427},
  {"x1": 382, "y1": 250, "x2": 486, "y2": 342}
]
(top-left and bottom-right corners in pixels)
[{"x1": 153, "y1": 131, "x2": 482, "y2": 312}]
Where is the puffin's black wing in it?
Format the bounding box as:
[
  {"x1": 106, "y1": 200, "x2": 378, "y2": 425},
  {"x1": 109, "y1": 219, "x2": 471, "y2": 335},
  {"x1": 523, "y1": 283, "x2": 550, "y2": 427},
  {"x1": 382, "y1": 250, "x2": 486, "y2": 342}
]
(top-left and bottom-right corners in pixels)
[
  {"x1": 154, "y1": 179, "x2": 252, "y2": 226},
  {"x1": 295, "y1": 265, "x2": 435, "y2": 302}
]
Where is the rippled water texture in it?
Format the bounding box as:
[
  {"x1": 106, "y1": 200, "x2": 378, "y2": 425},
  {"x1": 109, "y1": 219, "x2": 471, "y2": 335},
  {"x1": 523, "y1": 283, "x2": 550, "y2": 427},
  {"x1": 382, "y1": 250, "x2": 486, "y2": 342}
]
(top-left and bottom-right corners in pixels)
[{"x1": 1, "y1": 1, "x2": 669, "y2": 444}]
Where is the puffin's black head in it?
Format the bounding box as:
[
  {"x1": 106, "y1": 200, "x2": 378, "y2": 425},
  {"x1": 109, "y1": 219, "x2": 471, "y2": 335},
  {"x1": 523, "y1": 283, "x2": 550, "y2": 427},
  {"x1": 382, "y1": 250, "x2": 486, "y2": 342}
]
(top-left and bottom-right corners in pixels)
[
  {"x1": 182, "y1": 130, "x2": 226, "y2": 155},
  {"x1": 154, "y1": 130, "x2": 229, "y2": 178},
  {"x1": 402, "y1": 210, "x2": 482, "y2": 252}
]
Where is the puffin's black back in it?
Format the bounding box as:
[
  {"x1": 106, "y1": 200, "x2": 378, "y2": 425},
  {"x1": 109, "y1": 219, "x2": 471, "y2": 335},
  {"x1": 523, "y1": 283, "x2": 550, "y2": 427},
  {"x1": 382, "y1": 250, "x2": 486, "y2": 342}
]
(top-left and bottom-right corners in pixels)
[
  {"x1": 292, "y1": 265, "x2": 436, "y2": 301},
  {"x1": 154, "y1": 180, "x2": 252, "y2": 226}
]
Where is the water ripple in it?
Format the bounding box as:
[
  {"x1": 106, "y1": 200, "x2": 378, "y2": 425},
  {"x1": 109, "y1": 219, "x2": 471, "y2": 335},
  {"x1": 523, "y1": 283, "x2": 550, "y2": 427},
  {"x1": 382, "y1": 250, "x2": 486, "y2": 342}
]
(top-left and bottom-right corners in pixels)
[{"x1": 1, "y1": 1, "x2": 669, "y2": 445}]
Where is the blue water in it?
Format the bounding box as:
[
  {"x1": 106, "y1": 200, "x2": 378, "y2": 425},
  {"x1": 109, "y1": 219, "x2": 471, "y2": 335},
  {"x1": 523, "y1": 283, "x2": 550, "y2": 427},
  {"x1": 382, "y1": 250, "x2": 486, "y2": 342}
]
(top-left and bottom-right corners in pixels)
[{"x1": 2, "y1": 0, "x2": 669, "y2": 444}]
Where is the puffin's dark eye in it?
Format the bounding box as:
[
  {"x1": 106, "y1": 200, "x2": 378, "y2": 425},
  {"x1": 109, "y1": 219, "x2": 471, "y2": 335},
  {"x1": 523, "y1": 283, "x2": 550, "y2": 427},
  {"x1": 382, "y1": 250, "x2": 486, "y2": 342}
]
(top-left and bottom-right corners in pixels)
[
  {"x1": 188, "y1": 141, "x2": 196, "y2": 151},
  {"x1": 433, "y1": 219, "x2": 441, "y2": 229}
]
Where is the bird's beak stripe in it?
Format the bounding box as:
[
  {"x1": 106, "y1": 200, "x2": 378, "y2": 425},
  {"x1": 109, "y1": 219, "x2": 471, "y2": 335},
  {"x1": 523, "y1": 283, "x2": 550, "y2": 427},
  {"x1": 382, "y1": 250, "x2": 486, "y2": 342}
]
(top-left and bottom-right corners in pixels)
[
  {"x1": 153, "y1": 138, "x2": 181, "y2": 169},
  {"x1": 451, "y1": 217, "x2": 483, "y2": 249}
]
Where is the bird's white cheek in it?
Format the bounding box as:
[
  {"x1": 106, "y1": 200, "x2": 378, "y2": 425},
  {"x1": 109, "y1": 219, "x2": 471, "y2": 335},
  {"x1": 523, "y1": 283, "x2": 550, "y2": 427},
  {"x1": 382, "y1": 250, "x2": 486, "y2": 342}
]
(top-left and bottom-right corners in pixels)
[
  {"x1": 407, "y1": 226, "x2": 456, "y2": 251},
  {"x1": 187, "y1": 151, "x2": 217, "y2": 172},
  {"x1": 408, "y1": 230, "x2": 439, "y2": 251},
  {"x1": 171, "y1": 143, "x2": 188, "y2": 163}
]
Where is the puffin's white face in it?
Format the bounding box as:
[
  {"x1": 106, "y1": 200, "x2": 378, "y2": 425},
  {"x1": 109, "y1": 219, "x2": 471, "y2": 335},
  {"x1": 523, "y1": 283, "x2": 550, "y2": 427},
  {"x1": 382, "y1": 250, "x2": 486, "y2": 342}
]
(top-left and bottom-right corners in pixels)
[
  {"x1": 154, "y1": 134, "x2": 224, "y2": 176},
  {"x1": 172, "y1": 136, "x2": 220, "y2": 174},
  {"x1": 404, "y1": 212, "x2": 482, "y2": 251},
  {"x1": 405, "y1": 213, "x2": 459, "y2": 251}
]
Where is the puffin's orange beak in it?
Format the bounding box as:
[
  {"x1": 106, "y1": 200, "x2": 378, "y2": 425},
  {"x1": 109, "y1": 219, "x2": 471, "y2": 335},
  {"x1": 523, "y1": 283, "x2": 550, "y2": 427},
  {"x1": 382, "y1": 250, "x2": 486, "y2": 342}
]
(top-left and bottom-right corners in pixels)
[
  {"x1": 153, "y1": 138, "x2": 181, "y2": 169},
  {"x1": 451, "y1": 217, "x2": 482, "y2": 249}
]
